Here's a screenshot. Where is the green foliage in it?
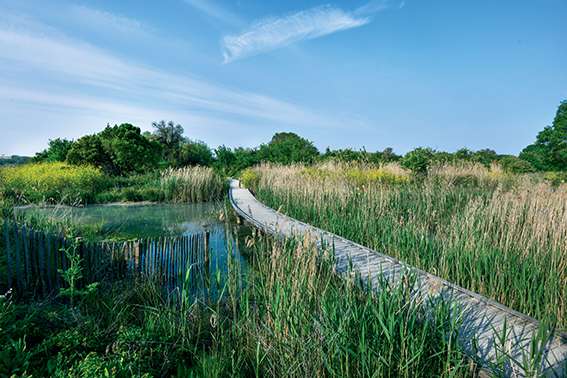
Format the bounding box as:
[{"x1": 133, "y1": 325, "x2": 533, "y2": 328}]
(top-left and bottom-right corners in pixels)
[
  {"x1": 178, "y1": 140, "x2": 214, "y2": 167},
  {"x1": 258, "y1": 132, "x2": 319, "y2": 164},
  {"x1": 213, "y1": 145, "x2": 260, "y2": 176},
  {"x1": 472, "y1": 149, "x2": 499, "y2": 167},
  {"x1": 67, "y1": 135, "x2": 114, "y2": 174},
  {"x1": 520, "y1": 101, "x2": 567, "y2": 171},
  {"x1": 240, "y1": 168, "x2": 260, "y2": 189},
  {"x1": 99, "y1": 124, "x2": 161, "y2": 175},
  {"x1": 543, "y1": 171, "x2": 567, "y2": 186},
  {"x1": 34, "y1": 138, "x2": 74, "y2": 163},
  {"x1": 57, "y1": 239, "x2": 99, "y2": 306},
  {"x1": 499, "y1": 155, "x2": 535, "y2": 174},
  {"x1": 401, "y1": 147, "x2": 435, "y2": 174},
  {"x1": 152, "y1": 120, "x2": 185, "y2": 164},
  {"x1": 251, "y1": 165, "x2": 566, "y2": 328},
  {"x1": 67, "y1": 124, "x2": 161, "y2": 176},
  {"x1": 0, "y1": 162, "x2": 110, "y2": 205}
]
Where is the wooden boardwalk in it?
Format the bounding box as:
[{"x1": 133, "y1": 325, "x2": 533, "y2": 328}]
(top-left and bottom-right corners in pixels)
[{"x1": 229, "y1": 179, "x2": 566, "y2": 377}]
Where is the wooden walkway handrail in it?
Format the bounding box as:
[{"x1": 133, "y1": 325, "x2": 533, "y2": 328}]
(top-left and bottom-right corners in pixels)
[{"x1": 228, "y1": 179, "x2": 566, "y2": 377}]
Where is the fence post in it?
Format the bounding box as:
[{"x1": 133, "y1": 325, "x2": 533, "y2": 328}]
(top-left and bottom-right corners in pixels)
[{"x1": 3, "y1": 221, "x2": 12, "y2": 289}]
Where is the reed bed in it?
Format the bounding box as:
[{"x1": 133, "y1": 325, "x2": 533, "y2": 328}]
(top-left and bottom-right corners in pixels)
[
  {"x1": 245, "y1": 163, "x2": 567, "y2": 328},
  {"x1": 0, "y1": 224, "x2": 482, "y2": 376},
  {"x1": 160, "y1": 166, "x2": 226, "y2": 203}
]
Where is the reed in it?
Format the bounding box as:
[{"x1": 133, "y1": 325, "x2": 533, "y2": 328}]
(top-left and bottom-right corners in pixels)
[
  {"x1": 246, "y1": 163, "x2": 567, "y2": 328},
  {"x1": 161, "y1": 166, "x2": 226, "y2": 203}
]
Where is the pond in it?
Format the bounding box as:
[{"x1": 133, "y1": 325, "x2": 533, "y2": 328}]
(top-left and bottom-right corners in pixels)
[
  {"x1": 16, "y1": 202, "x2": 226, "y2": 240},
  {"x1": 13, "y1": 202, "x2": 249, "y2": 299}
]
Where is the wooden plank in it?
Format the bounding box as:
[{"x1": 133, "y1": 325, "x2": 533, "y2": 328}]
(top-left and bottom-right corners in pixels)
[{"x1": 228, "y1": 179, "x2": 567, "y2": 377}]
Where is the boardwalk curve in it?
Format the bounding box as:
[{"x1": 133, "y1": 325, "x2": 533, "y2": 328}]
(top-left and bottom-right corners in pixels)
[{"x1": 229, "y1": 179, "x2": 566, "y2": 377}]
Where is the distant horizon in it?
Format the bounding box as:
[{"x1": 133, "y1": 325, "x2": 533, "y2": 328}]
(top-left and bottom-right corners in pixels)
[{"x1": 1, "y1": 0, "x2": 565, "y2": 156}]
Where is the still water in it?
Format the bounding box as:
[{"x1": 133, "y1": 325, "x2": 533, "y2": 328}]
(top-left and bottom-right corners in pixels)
[
  {"x1": 15, "y1": 202, "x2": 248, "y2": 298},
  {"x1": 18, "y1": 202, "x2": 226, "y2": 240}
]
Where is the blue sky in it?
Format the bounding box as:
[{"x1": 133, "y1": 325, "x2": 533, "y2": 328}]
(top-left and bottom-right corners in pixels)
[{"x1": 0, "y1": 0, "x2": 565, "y2": 156}]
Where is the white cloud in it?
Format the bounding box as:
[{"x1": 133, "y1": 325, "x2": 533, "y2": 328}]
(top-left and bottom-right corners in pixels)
[
  {"x1": 69, "y1": 5, "x2": 150, "y2": 36},
  {"x1": 0, "y1": 15, "x2": 349, "y2": 154},
  {"x1": 183, "y1": 0, "x2": 243, "y2": 27},
  {"x1": 222, "y1": 5, "x2": 371, "y2": 63}
]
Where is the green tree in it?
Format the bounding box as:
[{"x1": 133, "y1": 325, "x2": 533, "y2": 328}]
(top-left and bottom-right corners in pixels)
[
  {"x1": 401, "y1": 147, "x2": 435, "y2": 174},
  {"x1": 472, "y1": 149, "x2": 498, "y2": 167},
  {"x1": 178, "y1": 140, "x2": 213, "y2": 167},
  {"x1": 67, "y1": 124, "x2": 161, "y2": 175},
  {"x1": 99, "y1": 124, "x2": 161, "y2": 175},
  {"x1": 455, "y1": 148, "x2": 473, "y2": 161},
  {"x1": 380, "y1": 147, "x2": 400, "y2": 163},
  {"x1": 34, "y1": 138, "x2": 74, "y2": 162},
  {"x1": 259, "y1": 132, "x2": 319, "y2": 164},
  {"x1": 152, "y1": 120, "x2": 185, "y2": 164},
  {"x1": 67, "y1": 135, "x2": 113, "y2": 173},
  {"x1": 520, "y1": 101, "x2": 567, "y2": 171},
  {"x1": 213, "y1": 146, "x2": 260, "y2": 176}
]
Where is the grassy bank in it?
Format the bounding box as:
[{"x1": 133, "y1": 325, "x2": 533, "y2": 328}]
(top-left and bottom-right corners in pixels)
[
  {"x1": 243, "y1": 163, "x2": 567, "y2": 328},
  {"x1": 0, "y1": 227, "x2": 480, "y2": 377},
  {"x1": 0, "y1": 163, "x2": 226, "y2": 206}
]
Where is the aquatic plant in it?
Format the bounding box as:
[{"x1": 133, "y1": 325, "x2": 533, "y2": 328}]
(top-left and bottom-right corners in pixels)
[
  {"x1": 246, "y1": 163, "x2": 567, "y2": 328},
  {"x1": 161, "y1": 166, "x2": 226, "y2": 203}
]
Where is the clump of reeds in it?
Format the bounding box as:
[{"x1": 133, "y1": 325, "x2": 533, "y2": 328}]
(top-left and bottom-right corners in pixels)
[
  {"x1": 160, "y1": 166, "x2": 225, "y2": 203},
  {"x1": 246, "y1": 163, "x2": 567, "y2": 328}
]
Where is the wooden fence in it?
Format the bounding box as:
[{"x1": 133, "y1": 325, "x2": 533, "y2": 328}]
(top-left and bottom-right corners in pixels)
[{"x1": 1, "y1": 220, "x2": 213, "y2": 296}]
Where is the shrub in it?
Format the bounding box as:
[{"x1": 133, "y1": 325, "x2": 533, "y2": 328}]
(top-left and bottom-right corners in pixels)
[
  {"x1": 240, "y1": 168, "x2": 260, "y2": 189},
  {"x1": 401, "y1": 147, "x2": 435, "y2": 174},
  {"x1": 0, "y1": 162, "x2": 110, "y2": 205},
  {"x1": 544, "y1": 171, "x2": 567, "y2": 186},
  {"x1": 499, "y1": 156, "x2": 535, "y2": 174}
]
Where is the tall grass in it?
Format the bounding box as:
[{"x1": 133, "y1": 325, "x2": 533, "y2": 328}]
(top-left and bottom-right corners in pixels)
[
  {"x1": 161, "y1": 166, "x2": 226, "y2": 203},
  {"x1": 0, "y1": 162, "x2": 109, "y2": 205},
  {"x1": 245, "y1": 163, "x2": 567, "y2": 328},
  {"x1": 0, "y1": 227, "x2": 476, "y2": 376}
]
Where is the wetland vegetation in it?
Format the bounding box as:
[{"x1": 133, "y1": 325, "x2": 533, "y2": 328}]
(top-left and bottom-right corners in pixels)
[{"x1": 0, "y1": 101, "x2": 565, "y2": 376}]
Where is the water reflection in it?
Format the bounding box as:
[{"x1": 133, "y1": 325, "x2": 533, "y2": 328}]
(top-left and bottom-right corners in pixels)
[{"x1": 12, "y1": 202, "x2": 249, "y2": 300}]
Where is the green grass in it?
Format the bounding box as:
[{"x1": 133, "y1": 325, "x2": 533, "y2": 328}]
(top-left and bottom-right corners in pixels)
[
  {"x1": 0, "y1": 224, "x2": 482, "y2": 377},
  {"x1": 0, "y1": 163, "x2": 226, "y2": 206},
  {"x1": 246, "y1": 163, "x2": 567, "y2": 329}
]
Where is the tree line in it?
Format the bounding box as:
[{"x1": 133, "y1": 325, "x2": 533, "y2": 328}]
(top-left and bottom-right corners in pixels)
[{"x1": 32, "y1": 101, "x2": 567, "y2": 176}]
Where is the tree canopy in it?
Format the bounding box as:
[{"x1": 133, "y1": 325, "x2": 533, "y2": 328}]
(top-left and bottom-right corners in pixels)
[
  {"x1": 34, "y1": 138, "x2": 74, "y2": 163},
  {"x1": 520, "y1": 101, "x2": 567, "y2": 171},
  {"x1": 258, "y1": 132, "x2": 319, "y2": 164},
  {"x1": 67, "y1": 124, "x2": 161, "y2": 175}
]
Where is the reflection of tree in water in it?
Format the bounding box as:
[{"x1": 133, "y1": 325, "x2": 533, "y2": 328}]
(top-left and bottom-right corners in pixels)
[{"x1": 19, "y1": 202, "x2": 224, "y2": 240}]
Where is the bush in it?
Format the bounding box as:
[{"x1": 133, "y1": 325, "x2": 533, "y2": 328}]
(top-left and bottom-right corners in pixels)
[
  {"x1": 0, "y1": 162, "x2": 110, "y2": 205},
  {"x1": 240, "y1": 168, "x2": 260, "y2": 189},
  {"x1": 544, "y1": 171, "x2": 567, "y2": 186},
  {"x1": 499, "y1": 156, "x2": 535, "y2": 174},
  {"x1": 401, "y1": 147, "x2": 435, "y2": 174}
]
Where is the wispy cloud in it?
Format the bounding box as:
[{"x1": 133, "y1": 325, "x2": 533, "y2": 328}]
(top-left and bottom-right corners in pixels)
[
  {"x1": 0, "y1": 12, "x2": 348, "y2": 154},
  {"x1": 222, "y1": 3, "x2": 383, "y2": 63},
  {"x1": 69, "y1": 5, "x2": 150, "y2": 36},
  {"x1": 183, "y1": 0, "x2": 243, "y2": 27}
]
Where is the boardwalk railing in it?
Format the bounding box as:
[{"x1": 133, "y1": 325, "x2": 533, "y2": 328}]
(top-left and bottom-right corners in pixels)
[{"x1": 1, "y1": 220, "x2": 214, "y2": 296}]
